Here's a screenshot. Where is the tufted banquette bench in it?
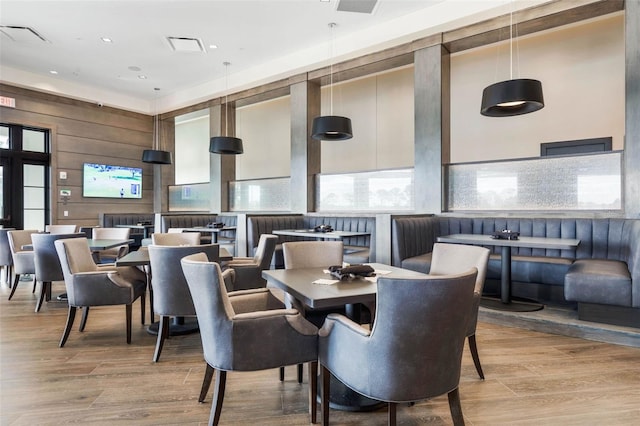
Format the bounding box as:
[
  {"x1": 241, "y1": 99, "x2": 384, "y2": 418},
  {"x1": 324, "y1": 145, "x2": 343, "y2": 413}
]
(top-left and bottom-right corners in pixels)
[
  {"x1": 159, "y1": 213, "x2": 237, "y2": 253},
  {"x1": 99, "y1": 213, "x2": 155, "y2": 248},
  {"x1": 391, "y1": 215, "x2": 640, "y2": 328},
  {"x1": 247, "y1": 214, "x2": 376, "y2": 268}
]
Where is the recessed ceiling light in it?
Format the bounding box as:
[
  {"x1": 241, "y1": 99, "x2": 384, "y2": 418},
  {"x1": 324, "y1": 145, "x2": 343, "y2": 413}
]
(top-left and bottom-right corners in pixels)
[
  {"x1": 49, "y1": 70, "x2": 58, "y2": 74},
  {"x1": 101, "y1": 37, "x2": 113, "y2": 43},
  {"x1": 209, "y1": 44, "x2": 218, "y2": 49},
  {"x1": 138, "y1": 75, "x2": 147, "y2": 79}
]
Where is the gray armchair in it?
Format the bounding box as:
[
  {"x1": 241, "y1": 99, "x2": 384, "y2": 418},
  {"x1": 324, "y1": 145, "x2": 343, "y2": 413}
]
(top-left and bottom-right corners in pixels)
[
  {"x1": 32, "y1": 232, "x2": 84, "y2": 312},
  {"x1": 92, "y1": 227, "x2": 131, "y2": 263},
  {"x1": 181, "y1": 253, "x2": 319, "y2": 426},
  {"x1": 7, "y1": 230, "x2": 38, "y2": 300},
  {"x1": 319, "y1": 269, "x2": 478, "y2": 426},
  {"x1": 0, "y1": 228, "x2": 14, "y2": 287},
  {"x1": 223, "y1": 234, "x2": 277, "y2": 291},
  {"x1": 151, "y1": 232, "x2": 201, "y2": 246},
  {"x1": 428, "y1": 243, "x2": 490, "y2": 379},
  {"x1": 55, "y1": 237, "x2": 147, "y2": 347},
  {"x1": 147, "y1": 243, "x2": 223, "y2": 362}
]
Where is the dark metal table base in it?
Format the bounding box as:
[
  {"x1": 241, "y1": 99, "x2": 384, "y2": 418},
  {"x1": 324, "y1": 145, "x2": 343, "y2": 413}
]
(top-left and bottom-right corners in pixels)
[
  {"x1": 319, "y1": 375, "x2": 386, "y2": 412},
  {"x1": 480, "y1": 296, "x2": 544, "y2": 312},
  {"x1": 146, "y1": 318, "x2": 199, "y2": 336}
]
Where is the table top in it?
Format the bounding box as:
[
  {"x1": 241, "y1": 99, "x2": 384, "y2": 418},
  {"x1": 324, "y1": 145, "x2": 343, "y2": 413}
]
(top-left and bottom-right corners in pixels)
[
  {"x1": 116, "y1": 247, "x2": 232, "y2": 266},
  {"x1": 262, "y1": 263, "x2": 427, "y2": 310},
  {"x1": 179, "y1": 226, "x2": 236, "y2": 233},
  {"x1": 22, "y1": 238, "x2": 133, "y2": 251},
  {"x1": 272, "y1": 229, "x2": 370, "y2": 240},
  {"x1": 115, "y1": 224, "x2": 155, "y2": 229},
  {"x1": 437, "y1": 233, "x2": 580, "y2": 250}
]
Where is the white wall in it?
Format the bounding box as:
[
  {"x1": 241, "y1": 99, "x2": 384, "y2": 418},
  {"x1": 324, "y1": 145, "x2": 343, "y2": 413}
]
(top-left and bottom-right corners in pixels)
[
  {"x1": 450, "y1": 14, "x2": 624, "y2": 163},
  {"x1": 174, "y1": 110, "x2": 210, "y2": 185},
  {"x1": 236, "y1": 95, "x2": 291, "y2": 180}
]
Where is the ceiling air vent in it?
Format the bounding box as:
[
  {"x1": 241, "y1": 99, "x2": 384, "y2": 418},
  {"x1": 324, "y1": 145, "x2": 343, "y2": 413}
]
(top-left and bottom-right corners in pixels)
[
  {"x1": 166, "y1": 36, "x2": 206, "y2": 53},
  {"x1": 336, "y1": 0, "x2": 378, "y2": 14},
  {"x1": 0, "y1": 26, "x2": 49, "y2": 43}
]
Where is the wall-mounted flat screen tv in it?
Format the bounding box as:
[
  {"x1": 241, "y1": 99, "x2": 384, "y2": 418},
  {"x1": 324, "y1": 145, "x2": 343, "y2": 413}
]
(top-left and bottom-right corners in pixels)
[{"x1": 82, "y1": 163, "x2": 142, "y2": 199}]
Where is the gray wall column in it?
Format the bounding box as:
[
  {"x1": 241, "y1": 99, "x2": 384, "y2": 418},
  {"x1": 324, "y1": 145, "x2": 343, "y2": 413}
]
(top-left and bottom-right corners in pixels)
[
  {"x1": 154, "y1": 118, "x2": 174, "y2": 213},
  {"x1": 290, "y1": 80, "x2": 321, "y2": 213},
  {"x1": 625, "y1": 1, "x2": 640, "y2": 218},
  {"x1": 209, "y1": 102, "x2": 236, "y2": 213},
  {"x1": 414, "y1": 45, "x2": 450, "y2": 214}
]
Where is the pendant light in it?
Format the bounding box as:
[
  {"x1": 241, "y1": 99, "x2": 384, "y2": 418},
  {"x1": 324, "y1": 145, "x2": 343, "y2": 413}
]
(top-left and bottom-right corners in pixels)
[
  {"x1": 142, "y1": 87, "x2": 172, "y2": 164},
  {"x1": 311, "y1": 23, "x2": 353, "y2": 141},
  {"x1": 480, "y1": 6, "x2": 544, "y2": 117},
  {"x1": 210, "y1": 62, "x2": 244, "y2": 155}
]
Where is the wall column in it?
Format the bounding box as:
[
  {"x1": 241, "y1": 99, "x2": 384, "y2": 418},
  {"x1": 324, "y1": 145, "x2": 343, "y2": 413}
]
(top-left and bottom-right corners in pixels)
[
  {"x1": 209, "y1": 102, "x2": 236, "y2": 213},
  {"x1": 414, "y1": 44, "x2": 450, "y2": 213},
  {"x1": 290, "y1": 79, "x2": 321, "y2": 213},
  {"x1": 155, "y1": 117, "x2": 174, "y2": 213},
  {"x1": 625, "y1": 1, "x2": 640, "y2": 218}
]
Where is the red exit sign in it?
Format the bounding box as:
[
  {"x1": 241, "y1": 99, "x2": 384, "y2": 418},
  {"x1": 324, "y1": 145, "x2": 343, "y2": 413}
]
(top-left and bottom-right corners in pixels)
[{"x1": 0, "y1": 96, "x2": 16, "y2": 108}]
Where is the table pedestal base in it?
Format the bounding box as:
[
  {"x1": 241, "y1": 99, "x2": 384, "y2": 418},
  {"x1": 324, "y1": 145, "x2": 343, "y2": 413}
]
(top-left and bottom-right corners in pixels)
[
  {"x1": 319, "y1": 374, "x2": 386, "y2": 412},
  {"x1": 480, "y1": 296, "x2": 544, "y2": 312},
  {"x1": 146, "y1": 318, "x2": 199, "y2": 336}
]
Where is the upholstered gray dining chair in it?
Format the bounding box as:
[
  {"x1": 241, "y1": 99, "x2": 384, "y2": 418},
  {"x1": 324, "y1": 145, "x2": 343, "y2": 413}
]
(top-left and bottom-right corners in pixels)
[
  {"x1": 151, "y1": 232, "x2": 201, "y2": 246},
  {"x1": 429, "y1": 242, "x2": 490, "y2": 379},
  {"x1": 223, "y1": 233, "x2": 277, "y2": 291},
  {"x1": 319, "y1": 269, "x2": 478, "y2": 426},
  {"x1": 92, "y1": 227, "x2": 131, "y2": 263},
  {"x1": 32, "y1": 232, "x2": 84, "y2": 312},
  {"x1": 180, "y1": 253, "x2": 319, "y2": 426},
  {"x1": 0, "y1": 228, "x2": 15, "y2": 287},
  {"x1": 7, "y1": 230, "x2": 38, "y2": 300},
  {"x1": 55, "y1": 237, "x2": 147, "y2": 347},
  {"x1": 147, "y1": 243, "x2": 223, "y2": 362}
]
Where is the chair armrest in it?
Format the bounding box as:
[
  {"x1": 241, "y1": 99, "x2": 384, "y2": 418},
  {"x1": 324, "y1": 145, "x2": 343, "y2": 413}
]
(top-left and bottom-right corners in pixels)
[
  {"x1": 320, "y1": 313, "x2": 370, "y2": 338},
  {"x1": 233, "y1": 308, "x2": 298, "y2": 320},
  {"x1": 229, "y1": 287, "x2": 284, "y2": 313},
  {"x1": 226, "y1": 257, "x2": 255, "y2": 265}
]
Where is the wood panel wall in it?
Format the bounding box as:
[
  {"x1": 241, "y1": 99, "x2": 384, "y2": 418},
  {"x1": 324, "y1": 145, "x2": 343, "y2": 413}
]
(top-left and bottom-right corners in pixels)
[{"x1": 0, "y1": 84, "x2": 154, "y2": 228}]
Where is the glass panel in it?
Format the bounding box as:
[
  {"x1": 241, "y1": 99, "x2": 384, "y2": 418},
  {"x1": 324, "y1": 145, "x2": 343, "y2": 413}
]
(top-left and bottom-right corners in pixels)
[
  {"x1": 24, "y1": 187, "x2": 45, "y2": 209},
  {"x1": 0, "y1": 126, "x2": 8, "y2": 149},
  {"x1": 23, "y1": 129, "x2": 46, "y2": 152},
  {"x1": 24, "y1": 164, "x2": 46, "y2": 230},
  {"x1": 230, "y1": 177, "x2": 290, "y2": 211},
  {"x1": 24, "y1": 164, "x2": 45, "y2": 186},
  {"x1": 168, "y1": 183, "x2": 210, "y2": 212},
  {"x1": 23, "y1": 209, "x2": 45, "y2": 232},
  {"x1": 0, "y1": 165, "x2": 4, "y2": 220},
  {"x1": 446, "y1": 152, "x2": 622, "y2": 211},
  {"x1": 317, "y1": 168, "x2": 414, "y2": 212}
]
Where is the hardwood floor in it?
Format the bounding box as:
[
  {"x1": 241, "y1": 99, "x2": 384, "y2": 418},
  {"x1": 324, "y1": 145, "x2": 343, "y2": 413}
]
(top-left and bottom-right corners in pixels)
[{"x1": 1, "y1": 279, "x2": 639, "y2": 425}]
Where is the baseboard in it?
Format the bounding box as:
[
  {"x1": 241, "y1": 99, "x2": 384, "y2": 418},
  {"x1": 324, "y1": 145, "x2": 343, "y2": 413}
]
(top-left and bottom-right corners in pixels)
[{"x1": 578, "y1": 303, "x2": 640, "y2": 329}]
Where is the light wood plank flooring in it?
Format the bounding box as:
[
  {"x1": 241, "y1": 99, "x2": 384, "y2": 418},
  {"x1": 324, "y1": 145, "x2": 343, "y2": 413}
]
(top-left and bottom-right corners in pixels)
[{"x1": 1, "y1": 279, "x2": 640, "y2": 425}]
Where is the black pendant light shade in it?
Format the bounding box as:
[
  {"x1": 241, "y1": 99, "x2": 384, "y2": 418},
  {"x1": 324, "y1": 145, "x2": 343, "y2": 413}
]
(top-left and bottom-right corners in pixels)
[
  {"x1": 311, "y1": 115, "x2": 353, "y2": 141},
  {"x1": 142, "y1": 149, "x2": 172, "y2": 164},
  {"x1": 209, "y1": 136, "x2": 244, "y2": 155},
  {"x1": 481, "y1": 78, "x2": 544, "y2": 117}
]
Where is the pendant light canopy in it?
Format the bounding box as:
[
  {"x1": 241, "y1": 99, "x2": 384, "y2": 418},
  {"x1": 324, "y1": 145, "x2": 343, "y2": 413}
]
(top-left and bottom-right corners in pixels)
[
  {"x1": 142, "y1": 87, "x2": 172, "y2": 164},
  {"x1": 311, "y1": 23, "x2": 353, "y2": 141},
  {"x1": 480, "y1": 7, "x2": 544, "y2": 117},
  {"x1": 210, "y1": 62, "x2": 244, "y2": 155}
]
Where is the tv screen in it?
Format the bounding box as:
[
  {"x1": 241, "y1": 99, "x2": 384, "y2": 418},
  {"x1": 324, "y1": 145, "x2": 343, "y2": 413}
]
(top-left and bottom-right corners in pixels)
[{"x1": 83, "y1": 163, "x2": 142, "y2": 199}]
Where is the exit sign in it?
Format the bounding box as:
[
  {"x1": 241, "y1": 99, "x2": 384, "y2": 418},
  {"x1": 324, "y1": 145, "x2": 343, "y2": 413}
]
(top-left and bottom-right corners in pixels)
[{"x1": 0, "y1": 96, "x2": 16, "y2": 108}]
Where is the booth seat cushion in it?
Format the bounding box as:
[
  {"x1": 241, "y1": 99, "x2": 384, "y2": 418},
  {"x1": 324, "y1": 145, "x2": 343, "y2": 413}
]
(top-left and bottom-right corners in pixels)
[
  {"x1": 487, "y1": 255, "x2": 574, "y2": 286},
  {"x1": 401, "y1": 253, "x2": 433, "y2": 274},
  {"x1": 565, "y1": 259, "x2": 632, "y2": 307}
]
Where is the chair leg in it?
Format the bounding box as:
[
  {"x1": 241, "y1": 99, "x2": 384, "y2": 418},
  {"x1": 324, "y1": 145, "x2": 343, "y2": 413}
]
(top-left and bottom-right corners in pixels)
[
  {"x1": 146, "y1": 267, "x2": 154, "y2": 323},
  {"x1": 31, "y1": 276, "x2": 36, "y2": 293},
  {"x1": 80, "y1": 307, "x2": 90, "y2": 331},
  {"x1": 139, "y1": 292, "x2": 146, "y2": 325},
  {"x1": 36, "y1": 281, "x2": 51, "y2": 313},
  {"x1": 126, "y1": 304, "x2": 132, "y2": 344},
  {"x1": 298, "y1": 363, "x2": 304, "y2": 384},
  {"x1": 209, "y1": 369, "x2": 227, "y2": 426},
  {"x1": 388, "y1": 402, "x2": 397, "y2": 426},
  {"x1": 7, "y1": 274, "x2": 20, "y2": 300},
  {"x1": 59, "y1": 306, "x2": 77, "y2": 347},
  {"x1": 279, "y1": 367, "x2": 285, "y2": 381},
  {"x1": 468, "y1": 334, "x2": 484, "y2": 380},
  {"x1": 321, "y1": 365, "x2": 330, "y2": 426},
  {"x1": 153, "y1": 316, "x2": 170, "y2": 362},
  {"x1": 199, "y1": 363, "x2": 215, "y2": 402},
  {"x1": 447, "y1": 388, "x2": 465, "y2": 426},
  {"x1": 309, "y1": 361, "x2": 318, "y2": 424}
]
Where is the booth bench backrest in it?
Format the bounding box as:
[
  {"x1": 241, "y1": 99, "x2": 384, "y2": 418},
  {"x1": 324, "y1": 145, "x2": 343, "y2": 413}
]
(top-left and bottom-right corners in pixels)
[{"x1": 100, "y1": 213, "x2": 154, "y2": 229}]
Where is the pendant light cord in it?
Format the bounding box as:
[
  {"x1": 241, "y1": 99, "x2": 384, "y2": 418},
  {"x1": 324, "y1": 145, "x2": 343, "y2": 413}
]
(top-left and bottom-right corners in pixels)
[
  {"x1": 153, "y1": 87, "x2": 160, "y2": 150},
  {"x1": 509, "y1": 8, "x2": 513, "y2": 80},
  {"x1": 329, "y1": 22, "x2": 336, "y2": 116},
  {"x1": 223, "y1": 62, "x2": 230, "y2": 136}
]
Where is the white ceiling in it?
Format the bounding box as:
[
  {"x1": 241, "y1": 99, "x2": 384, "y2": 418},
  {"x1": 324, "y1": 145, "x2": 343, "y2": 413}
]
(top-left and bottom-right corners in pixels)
[{"x1": 0, "y1": 0, "x2": 548, "y2": 114}]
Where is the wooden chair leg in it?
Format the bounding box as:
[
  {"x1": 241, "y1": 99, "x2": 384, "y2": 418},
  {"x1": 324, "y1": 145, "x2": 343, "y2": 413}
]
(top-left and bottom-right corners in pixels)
[
  {"x1": 153, "y1": 316, "x2": 170, "y2": 362},
  {"x1": 468, "y1": 334, "x2": 484, "y2": 380},
  {"x1": 59, "y1": 306, "x2": 77, "y2": 347},
  {"x1": 35, "y1": 281, "x2": 48, "y2": 312},
  {"x1": 31, "y1": 276, "x2": 36, "y2": 293},
  {"x1": 7, "y1": 274, "x2": 20, "y2": 300},
  {"x1": 126, "y1": 304, "x2": 132, "y2": 344},
  {"x1": 309, "y1": 361, "x2": 318, "y2": 424},
  {"x1": 321, "y1": 365, "x2": 330, "y2": 426},
  {"x1": 388, "y1": 402, "x2": 397, "y2": 426},
  {"x1": 45, "y1": 280, "x2": 52, "y2": 301},
  {"x1": 80, "y1": 307, "x2": 90, "y2": 331},
  {"x1": 199, "y1": 363, "x2": 214, "y2": 402},
  {"x1": 146, "y1": 267, "x2": 154, "y2": 323},
  {"x1": 209, "y1": 369, "x2": 227, "y2": 426},
  {"x1": 279, "y1": 367, "x2": 285, "y2": 381},
  {"x1": 447, "y1": 388, "x2": 465, "y2": 426},
  {"x1": 297, "y1": 363, "x2": 304, "y2": 383},
  {"x1": 139, "y1": 292, "x2": 146, "y2": 325}
]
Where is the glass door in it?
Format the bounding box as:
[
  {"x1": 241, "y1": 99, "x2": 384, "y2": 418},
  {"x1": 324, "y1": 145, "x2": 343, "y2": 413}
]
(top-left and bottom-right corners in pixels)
[{"x1": 0, "y1": 156, "x2": 10, "y2": 227}]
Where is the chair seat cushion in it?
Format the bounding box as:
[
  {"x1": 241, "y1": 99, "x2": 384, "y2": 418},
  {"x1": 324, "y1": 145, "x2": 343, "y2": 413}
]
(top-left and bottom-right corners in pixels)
[
  {"x1": 401, "y1": 253, "x2": 432, "y2": 274},
  {"x1": 564, "y1": 259, "x2": 632, "y2": 307}
]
